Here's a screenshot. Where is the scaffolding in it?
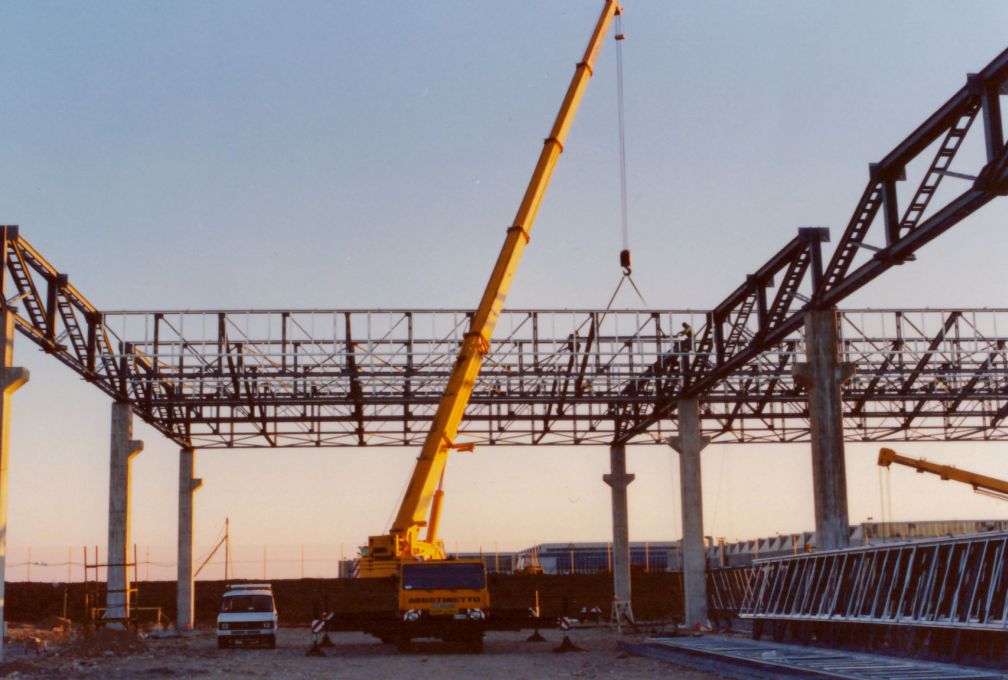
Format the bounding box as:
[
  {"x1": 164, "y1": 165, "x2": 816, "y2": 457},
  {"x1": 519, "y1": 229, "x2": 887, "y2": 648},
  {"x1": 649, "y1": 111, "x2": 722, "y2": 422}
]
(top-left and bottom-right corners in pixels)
[
  {"x1": 83, "y1": 545, "x2": 165, "y2": 629},
  {"x1": 740, "y1": 531, "x2": 1008, "y2": 660}
]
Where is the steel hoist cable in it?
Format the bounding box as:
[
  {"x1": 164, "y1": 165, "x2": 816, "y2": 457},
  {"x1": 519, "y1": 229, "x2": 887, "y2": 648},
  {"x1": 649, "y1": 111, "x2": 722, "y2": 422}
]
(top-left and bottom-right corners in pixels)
[
  {"x1": 615, "y1": 13, "x2": 630, "y2": 273},
  {"x1": 607, "y1": 13, "x2": 648, "y2": 308},
  {"x1": 604, "y1": 270, "x2": 647, "y2": 310}
]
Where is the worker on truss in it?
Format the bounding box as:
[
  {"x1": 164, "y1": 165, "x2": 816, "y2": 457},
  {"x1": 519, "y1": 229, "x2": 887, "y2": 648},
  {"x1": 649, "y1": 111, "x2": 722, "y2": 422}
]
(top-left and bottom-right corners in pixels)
[
  {"x1": 676, "y1": 322, "x2": 693, "y2": 350},
  {"x1": 675, "y1": 322, "x2": 693, "y2": 375}
]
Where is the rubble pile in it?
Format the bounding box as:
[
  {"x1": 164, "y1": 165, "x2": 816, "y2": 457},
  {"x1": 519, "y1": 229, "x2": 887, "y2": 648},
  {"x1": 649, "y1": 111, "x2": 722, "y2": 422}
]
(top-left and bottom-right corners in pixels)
[{"x1": 65, "y1": 628, "x2": 147, "y2": 657}]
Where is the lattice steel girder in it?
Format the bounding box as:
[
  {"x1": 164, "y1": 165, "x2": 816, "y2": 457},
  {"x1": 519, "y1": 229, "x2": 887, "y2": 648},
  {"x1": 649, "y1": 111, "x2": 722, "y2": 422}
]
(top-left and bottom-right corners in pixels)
[
  {"x1": 3, "y1": 50, "x2": 1007, "y2": 449},
  {"x1": 1, "y1": 229, "x2": 1007, "y2": 449},
  {"x1": 615, "y1": 46, "x2": 1008, "y2": 442},
  {"x1": 740, "y1": 531, "x2": 1008, "y2": 632},
  {"x1": 707, "y1": 567, "x2": 752, "y2": 617}
]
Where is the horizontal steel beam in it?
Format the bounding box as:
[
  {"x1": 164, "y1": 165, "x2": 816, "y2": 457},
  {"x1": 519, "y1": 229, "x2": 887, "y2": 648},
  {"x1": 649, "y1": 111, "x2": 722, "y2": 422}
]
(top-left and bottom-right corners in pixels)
[{"x1": 1, "y1": 236, "x2": 1006, "y2": 448}]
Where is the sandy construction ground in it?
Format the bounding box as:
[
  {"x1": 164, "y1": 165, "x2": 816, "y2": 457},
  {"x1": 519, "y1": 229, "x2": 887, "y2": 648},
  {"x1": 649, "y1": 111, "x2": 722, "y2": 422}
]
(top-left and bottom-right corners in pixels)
[{"x1": 0, "y1": 626, "x2": 723, "y2": 679}]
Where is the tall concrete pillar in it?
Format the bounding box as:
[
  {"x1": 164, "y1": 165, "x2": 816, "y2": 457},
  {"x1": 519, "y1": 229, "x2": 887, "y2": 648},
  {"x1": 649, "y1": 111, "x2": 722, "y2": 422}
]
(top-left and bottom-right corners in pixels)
[
  {"x1": 0, "y1": 310, "x2": 28, "y2": 660},
  {"x1": 603, "y1": 444, "x2": 635, "y2": 625},
  {"x1": 177, "y1": 447, "x2": 202, "y2": 630},
  {"x1": 106, "y1": 402, "x2": 143, "y2": 625},
  {"x1": 667, "y1": 398, "x2": 710, "y2": 630},
  {"x1": 794, "y1": 309, "x2": 854, "y2": 550}
]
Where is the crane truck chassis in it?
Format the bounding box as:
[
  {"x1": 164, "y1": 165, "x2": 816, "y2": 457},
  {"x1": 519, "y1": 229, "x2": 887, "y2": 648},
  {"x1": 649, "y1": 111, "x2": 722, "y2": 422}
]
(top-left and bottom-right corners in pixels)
[{"x1": 316, "y1": 560, "x2": 554, "y2": 653}]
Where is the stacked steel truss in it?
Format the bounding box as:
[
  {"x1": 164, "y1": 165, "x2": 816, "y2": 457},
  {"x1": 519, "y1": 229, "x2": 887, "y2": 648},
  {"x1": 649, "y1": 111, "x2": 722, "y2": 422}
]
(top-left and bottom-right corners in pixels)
[
  {"x1": 740, "y1": 532, "x2": 1008, "y2": 661},
  {"x1": 741, "y1": 532, "x2": 1008, "y2": 631},
  {"x1": 706, "y1": 567, "x2": 752, "y2": 623}
]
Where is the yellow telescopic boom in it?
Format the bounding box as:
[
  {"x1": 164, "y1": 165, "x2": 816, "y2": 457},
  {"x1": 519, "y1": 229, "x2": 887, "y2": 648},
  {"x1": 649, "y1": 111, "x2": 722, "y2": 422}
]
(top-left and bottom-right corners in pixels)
[
  {"x1": 361, "y1": 0, "x2": 623, "y2": 574},
  {"x1": 878, "y1": 447, "x2": 1008, "y2": 501}
]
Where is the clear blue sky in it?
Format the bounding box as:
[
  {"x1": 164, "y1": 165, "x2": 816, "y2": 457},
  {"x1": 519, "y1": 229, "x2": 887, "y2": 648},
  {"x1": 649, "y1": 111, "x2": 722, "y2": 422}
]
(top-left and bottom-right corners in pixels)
[{"x1": 2, "y1": 1, "x2": 1007, "y2": 580}]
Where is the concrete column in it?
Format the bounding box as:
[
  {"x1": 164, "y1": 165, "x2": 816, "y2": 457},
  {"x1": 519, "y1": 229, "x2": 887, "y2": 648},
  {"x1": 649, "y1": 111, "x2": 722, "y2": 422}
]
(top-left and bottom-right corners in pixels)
[
  {"x1": 0, "y1": 310, "x2": 28, "y2": 660},
  {"x1": 177, "y1": 447, "x2": 202, "y2": 630},
  {"x1": 603, "y1": 444, "x2": 635, "y2": 625},
  {"x1": 794, "y1": 309, "x2": 855, "y2": 550},
  {"x1": 667, "y1": 398, "x2": 710, "y2": 630},
  {"x1": 106, "y1": 402, "x2": 143, "y2": 625}
]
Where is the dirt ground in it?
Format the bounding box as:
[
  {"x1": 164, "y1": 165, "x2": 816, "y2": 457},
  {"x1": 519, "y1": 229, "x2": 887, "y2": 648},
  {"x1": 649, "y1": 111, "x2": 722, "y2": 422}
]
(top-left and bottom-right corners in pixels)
[{"x1": 0, "y1": 625, "x2": 724, "y2": 679}]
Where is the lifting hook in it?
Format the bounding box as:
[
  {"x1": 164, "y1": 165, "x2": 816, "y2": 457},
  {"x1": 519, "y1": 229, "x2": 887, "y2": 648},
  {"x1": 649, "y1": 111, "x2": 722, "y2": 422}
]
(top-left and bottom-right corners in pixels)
[{"x1": 620, "y1": 248, "x2": 632, "y2": 276}]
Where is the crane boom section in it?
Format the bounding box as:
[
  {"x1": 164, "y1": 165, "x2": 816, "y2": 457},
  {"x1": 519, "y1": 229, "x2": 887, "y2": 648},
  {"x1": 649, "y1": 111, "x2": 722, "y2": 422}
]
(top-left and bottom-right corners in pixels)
[
  {"x1": 878, "y1": 448, "x2": 1008, "y2": 497},
  {"x1": 389, "y1": 1, "x2": 622, "y2": 538}
]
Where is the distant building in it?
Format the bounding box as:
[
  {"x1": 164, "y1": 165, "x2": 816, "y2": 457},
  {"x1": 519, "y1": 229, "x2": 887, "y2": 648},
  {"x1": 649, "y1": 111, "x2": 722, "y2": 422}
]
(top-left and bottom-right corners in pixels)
[
  {"x1": 708, "y1": 519, "x2": 1008, "y2": 568},
  {"x1": 515, "y1": 542, "x2": 678, "y2": 575},
  {"x1": 448, "y1": 551, "x2": 515, "y2": 574}
]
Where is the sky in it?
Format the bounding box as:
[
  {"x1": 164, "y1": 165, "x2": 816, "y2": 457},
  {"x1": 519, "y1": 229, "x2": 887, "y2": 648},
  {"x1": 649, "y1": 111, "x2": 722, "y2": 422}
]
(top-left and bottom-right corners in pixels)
[{"x1": 2, "y1": 0, "x2": 1008, "y2": 581}]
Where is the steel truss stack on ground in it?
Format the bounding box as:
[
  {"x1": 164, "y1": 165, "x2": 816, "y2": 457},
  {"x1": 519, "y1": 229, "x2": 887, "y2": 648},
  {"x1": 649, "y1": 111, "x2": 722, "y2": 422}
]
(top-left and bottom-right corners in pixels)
[
  {"x1": 623, "y1": 636, "x2": 1008, "y2": 680},
  {"x1": 740, "y1": 531, "x2": 1008, "y2": 664},
  {"x1": 706, "y1": 567, "x2": 752, "y2": 624}
]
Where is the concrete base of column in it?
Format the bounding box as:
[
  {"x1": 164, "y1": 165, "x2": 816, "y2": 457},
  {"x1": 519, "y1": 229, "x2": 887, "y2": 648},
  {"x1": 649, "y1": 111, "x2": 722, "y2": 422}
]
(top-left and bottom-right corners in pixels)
[
  {"x1": 668, "y1": 398, "x2": 710, "y2": 631},
  {"x1": 603, "y1": 444, "x2": 635, "y2": 628},
  {"x1": 106, "y1": 402, "x2": 143, "y2": 627},
  {"x1": 176, "y1": 448, "x2": 202, "y2": 631}
]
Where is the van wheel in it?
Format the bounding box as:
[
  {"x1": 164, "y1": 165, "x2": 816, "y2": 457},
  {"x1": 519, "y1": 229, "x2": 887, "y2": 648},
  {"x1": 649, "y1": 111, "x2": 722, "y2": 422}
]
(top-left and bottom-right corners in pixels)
[
  {"x1": 265, "y1": 635, "x2": 276, "y2": 649},
  {"x1": 217, "y1": 638, "x2": 229, "y2": 649},
  {"x1": 396, "y1": 635, "x2": 412, "y2": 654}
]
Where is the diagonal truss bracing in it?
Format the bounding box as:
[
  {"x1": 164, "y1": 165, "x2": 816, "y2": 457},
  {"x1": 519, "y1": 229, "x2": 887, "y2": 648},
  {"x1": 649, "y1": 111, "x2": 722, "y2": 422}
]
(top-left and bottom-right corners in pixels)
[
  {"x1": 613, "y1": 46, "x2": 1008, "y2": 443},
  {"x1": 740, "y1": 531, "x2": 1008, "y2": 633},
  {"x1": 1, "y1": 231, "x2": 1007, "y2": 450}
]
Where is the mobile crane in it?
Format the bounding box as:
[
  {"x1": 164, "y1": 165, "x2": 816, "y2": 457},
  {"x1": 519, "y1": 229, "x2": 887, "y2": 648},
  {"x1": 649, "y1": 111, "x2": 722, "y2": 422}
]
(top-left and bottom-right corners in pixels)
[
  {"x1": 339, "y1": 0, "x2": 623, "y2": 653},
  {"x1": 877, "y1": 447, "x2": 1008, "y2": 502},
  {"x1": 357, "y1": 0, "x2": 623, "y2": 578}
]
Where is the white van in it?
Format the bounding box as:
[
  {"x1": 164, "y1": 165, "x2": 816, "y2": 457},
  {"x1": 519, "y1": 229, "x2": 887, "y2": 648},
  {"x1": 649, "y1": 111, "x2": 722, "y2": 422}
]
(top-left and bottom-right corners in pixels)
[{"x1": 216, "y1": 584, "x2": 279, "y2": 648}]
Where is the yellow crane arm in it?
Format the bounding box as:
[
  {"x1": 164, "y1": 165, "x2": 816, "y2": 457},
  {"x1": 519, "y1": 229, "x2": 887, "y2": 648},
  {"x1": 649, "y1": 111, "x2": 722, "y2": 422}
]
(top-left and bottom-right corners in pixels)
[
  {"x1": 372, "y1": 0, "x2": 623, "y2": 562},
  {"x1": 878, "y1": 447, "x2": 1008, "y2": 499}
]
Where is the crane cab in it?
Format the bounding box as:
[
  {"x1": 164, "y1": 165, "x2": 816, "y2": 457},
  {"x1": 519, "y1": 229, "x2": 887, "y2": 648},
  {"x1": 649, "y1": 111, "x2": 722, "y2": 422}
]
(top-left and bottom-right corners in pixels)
[{"x1": 396, "y1": 559, "x2": 489, "y2": 652}]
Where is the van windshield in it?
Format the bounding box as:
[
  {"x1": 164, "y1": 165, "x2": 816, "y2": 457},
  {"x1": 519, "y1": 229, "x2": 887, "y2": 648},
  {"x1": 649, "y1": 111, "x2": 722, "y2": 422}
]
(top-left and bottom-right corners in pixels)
[
  {"x1": 220, "y1": 594, "x2": 273, "y2": 613},
  {"x1": 402, "y1": 563, "x2": 485, "y2": 591}
]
